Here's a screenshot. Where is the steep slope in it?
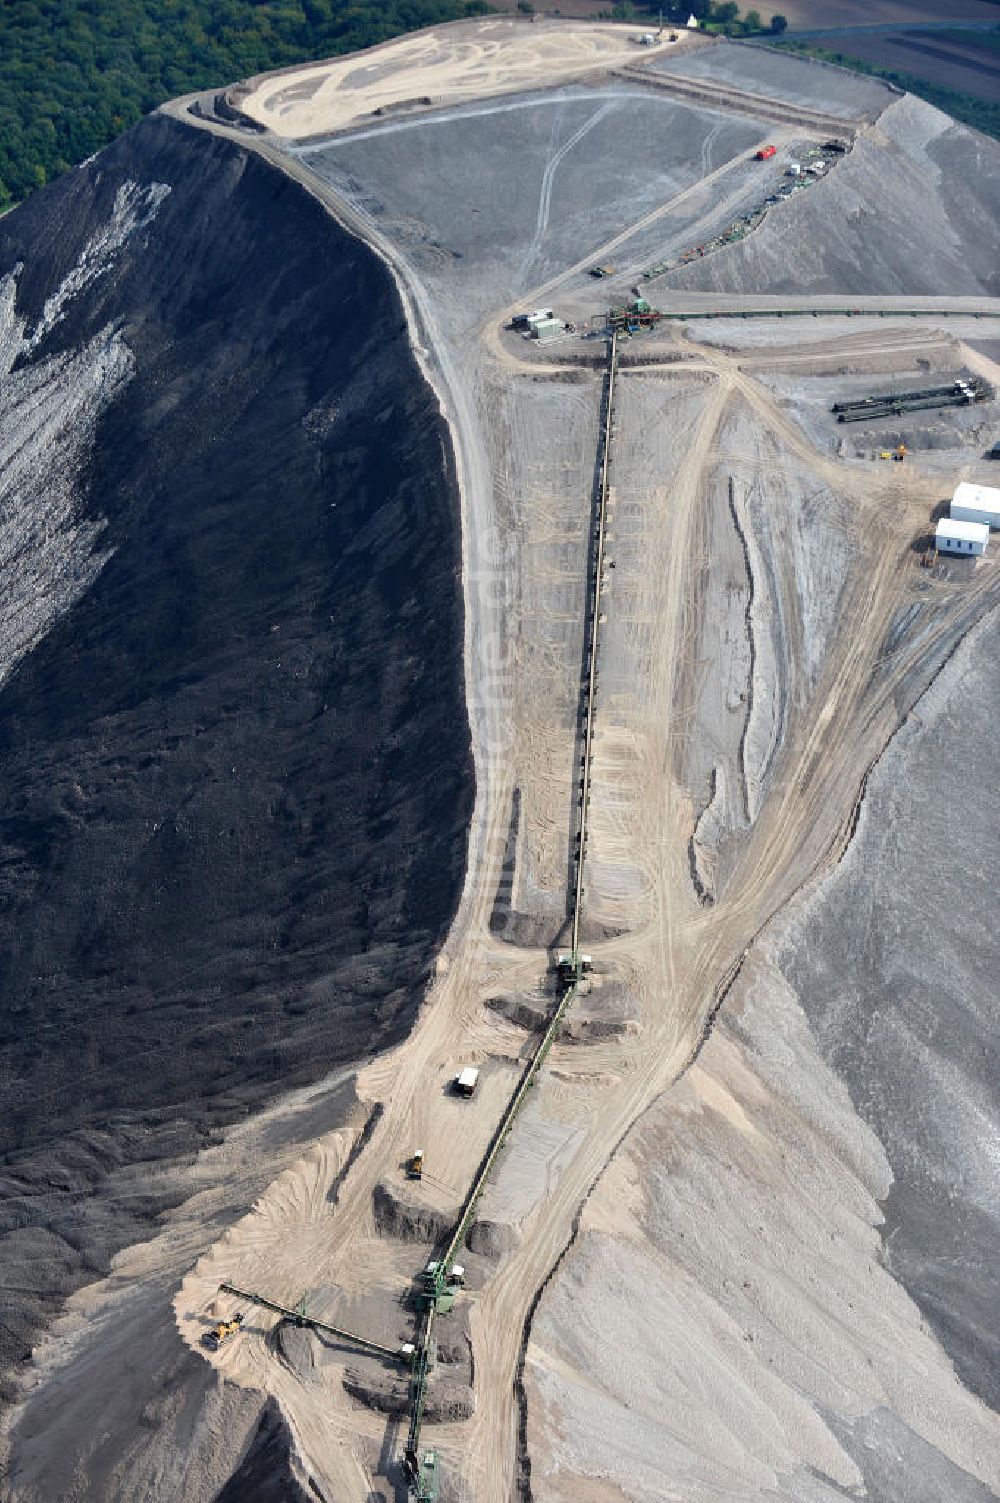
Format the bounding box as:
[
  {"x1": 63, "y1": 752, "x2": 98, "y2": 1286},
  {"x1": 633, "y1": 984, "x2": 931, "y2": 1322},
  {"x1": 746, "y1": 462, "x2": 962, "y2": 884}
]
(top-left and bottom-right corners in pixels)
[
  {"x1": 781, "y1": 606, "x2": 1000, "y2": 1413},
  {"x1": 0, "y1": 113, "x2": 472, "y2": 1400},
  {"x1": 526, "y1": 610, "x2": 1000, "y2": 1503}
]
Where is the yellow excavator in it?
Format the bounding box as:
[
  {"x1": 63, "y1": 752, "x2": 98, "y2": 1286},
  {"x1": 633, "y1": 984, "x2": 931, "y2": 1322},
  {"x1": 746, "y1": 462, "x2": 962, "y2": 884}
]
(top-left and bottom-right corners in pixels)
[{"x1": 205, "y1": 1311, "x2": 244, "y2": 1350}]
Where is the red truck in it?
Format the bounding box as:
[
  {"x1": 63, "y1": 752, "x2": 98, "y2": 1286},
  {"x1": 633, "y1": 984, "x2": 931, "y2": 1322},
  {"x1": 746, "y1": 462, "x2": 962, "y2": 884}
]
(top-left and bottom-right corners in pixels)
[{"x1": 755, "y1": 144, "x2": 777, "y2": 160}]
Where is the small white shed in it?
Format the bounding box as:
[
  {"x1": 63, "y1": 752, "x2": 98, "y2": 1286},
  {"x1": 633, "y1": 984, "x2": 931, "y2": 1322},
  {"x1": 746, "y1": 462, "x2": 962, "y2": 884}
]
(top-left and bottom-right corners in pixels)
[
  {"x1": 951, "y1": 481, "x2": 1000, "y2": 530},
  {"x1": 532, "y1": 318, "x2": 566, "y2": 344},
  {"x1": 936, "y1": 517, "x2": 989, "y2": 556}
]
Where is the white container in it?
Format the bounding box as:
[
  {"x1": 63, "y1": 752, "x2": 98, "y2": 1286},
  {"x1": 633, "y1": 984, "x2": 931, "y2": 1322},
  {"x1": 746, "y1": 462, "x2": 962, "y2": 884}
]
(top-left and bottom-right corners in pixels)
[
  {"x1": 455, "y1": 1066, "x2": 480, "y2": 1095},
  {"x1": 936, "y1": 517, "x2": 989, "y2": 555}
]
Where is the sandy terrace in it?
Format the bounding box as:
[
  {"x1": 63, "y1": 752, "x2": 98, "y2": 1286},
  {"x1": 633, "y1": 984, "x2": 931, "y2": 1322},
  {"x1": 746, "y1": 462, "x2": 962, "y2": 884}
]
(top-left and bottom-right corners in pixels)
[{"x1": 238, "y1": 19, "x2": 694, "y2": 139}]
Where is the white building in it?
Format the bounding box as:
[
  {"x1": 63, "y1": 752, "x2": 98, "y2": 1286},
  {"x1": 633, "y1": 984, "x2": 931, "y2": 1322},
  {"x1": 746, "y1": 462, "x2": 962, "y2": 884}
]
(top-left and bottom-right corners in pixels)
[
  {"x1": 532, "y1": 317, "x2": 566, "y2": 344},
  {"x1": 936, "y1": 517, "x2": 989, "y2": 556},
  {"x1": 687, "y1": 14, "x2": 699, "y2": 27},
  {"x1": 951, "y1": 480, "x2": 1000, "y2": 530}
]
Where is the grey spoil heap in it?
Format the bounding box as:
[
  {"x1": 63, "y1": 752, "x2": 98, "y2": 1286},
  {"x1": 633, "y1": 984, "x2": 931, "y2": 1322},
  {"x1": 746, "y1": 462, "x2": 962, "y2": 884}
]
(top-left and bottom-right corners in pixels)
[{"x1": 144, "y1": 26, "x2": 1000, "y2": 1503}]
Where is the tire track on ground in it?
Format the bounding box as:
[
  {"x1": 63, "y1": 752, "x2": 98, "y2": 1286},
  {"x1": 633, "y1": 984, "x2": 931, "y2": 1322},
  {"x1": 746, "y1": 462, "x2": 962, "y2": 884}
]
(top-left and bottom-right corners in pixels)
[{"x1": 525, "y1": 101, "x2": 619, "y2": 267}]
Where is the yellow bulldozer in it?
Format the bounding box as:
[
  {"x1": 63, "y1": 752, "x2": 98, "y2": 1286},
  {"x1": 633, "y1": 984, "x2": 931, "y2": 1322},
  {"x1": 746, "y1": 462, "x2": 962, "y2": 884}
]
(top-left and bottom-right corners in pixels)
[{"x1": 205, "y1": 1311, "x2": 244, "y2": 1350}]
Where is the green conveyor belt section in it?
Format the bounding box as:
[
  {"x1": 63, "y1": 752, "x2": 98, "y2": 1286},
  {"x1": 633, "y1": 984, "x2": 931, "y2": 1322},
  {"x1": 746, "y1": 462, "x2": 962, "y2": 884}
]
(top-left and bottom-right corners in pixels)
[
  {"x1": 403, "y1": 337, "x2": 623, "y2": 1494},
  {"x1": 217, "y1": 1281, "x2": 406, "y2": 1363}
]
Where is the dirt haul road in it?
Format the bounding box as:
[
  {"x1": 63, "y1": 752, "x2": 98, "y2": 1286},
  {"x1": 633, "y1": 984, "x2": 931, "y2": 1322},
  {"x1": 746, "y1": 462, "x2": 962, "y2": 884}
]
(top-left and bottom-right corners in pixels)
[{"x1": 168, "y1": 30, "x2": 1000, "y2": 1503}]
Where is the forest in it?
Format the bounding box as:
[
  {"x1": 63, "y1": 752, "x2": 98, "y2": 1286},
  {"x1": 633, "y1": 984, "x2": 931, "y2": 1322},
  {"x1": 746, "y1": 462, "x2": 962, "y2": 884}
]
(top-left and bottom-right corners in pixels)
[{"x1": 0, "y1": 0, "x2": 493, "y2": 210}]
